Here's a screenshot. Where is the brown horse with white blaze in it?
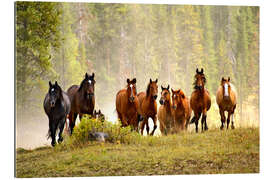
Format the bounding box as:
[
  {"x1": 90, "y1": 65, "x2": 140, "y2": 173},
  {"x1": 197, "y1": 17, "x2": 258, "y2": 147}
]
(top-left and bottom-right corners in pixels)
[
  {"x1": 190, "y1": 68, "x2": 211, "y2": 133},
  {"x1": 67, "y1": 73, "x2": 96, "y2": 135},
  {"x1": 158, "y1": 85, "x2": 174, "y2": 135},
  {"x1": 216, "y1": 77, "x2": 237, "y2": 130},
  {"x1": 116, "y1": 78, "x2": 139, "y2": 130},
  {"x1": 138, "y1": 79, "x2": 158, "y2": 136},
  {"x1": 171, "y1": 88, "x2": 191, "y2": 133}
]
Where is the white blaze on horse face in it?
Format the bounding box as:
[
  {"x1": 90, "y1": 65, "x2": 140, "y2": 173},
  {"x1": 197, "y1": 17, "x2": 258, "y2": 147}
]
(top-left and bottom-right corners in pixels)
[
  {"x1": 130, "y1": 84, "x2": 133, "y2": 95},
  {"x1": 51, "y1": 88, "x2": 54, "y2": 92},
  {"x1": 88, "y1": 80, "x2": 92, "y2": 84},
  {"x1": 224, "y1": 83, "x2": 229, "y2": 97}
]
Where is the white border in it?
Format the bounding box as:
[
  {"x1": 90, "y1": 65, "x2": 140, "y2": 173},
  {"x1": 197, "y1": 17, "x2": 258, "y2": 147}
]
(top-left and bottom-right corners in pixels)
[{"x1": 1, "y1": 0, "x2": 269, "y2": 180}]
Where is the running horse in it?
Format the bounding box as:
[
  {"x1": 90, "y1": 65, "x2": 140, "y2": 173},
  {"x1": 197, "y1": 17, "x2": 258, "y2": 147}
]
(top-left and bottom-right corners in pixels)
[
  {"x1": 116, "y1": 78, "x2": 140, "y2": 130},
  {"x1": 171, "y1": 88, "x2": 191, "y2": 133},
  {"x1": 190, "y1": 68, "x2": 211, "y2": 133},
  {"x1": 158, "y1": 85, "x2": 174, "y2": 135},
  {"x1": 43, "y1": 81, "x2": 71, "y2": 146},
  {"x1": 216, "y1": 77, "x2": 237, "y2": 130},
  {"x1": 67, "y1": 73, "x2": 96, "y2": 134},
  {"x1": 138, "y1": 79, "x2": 158, "y2": 136}
]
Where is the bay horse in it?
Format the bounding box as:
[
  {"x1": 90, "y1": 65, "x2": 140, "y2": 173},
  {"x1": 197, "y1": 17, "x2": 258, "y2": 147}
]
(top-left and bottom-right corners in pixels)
[
  {"x1": 43, "y1": 81, "x2": 71, "y2": 146},
  {"x1": 93, "y1": 109, "x2": 105, "y2": 123},
  {"x1": 171, "y1": 88, "x2": 191, "y2": 133},
  {"x1": 158, "y1": 85, "x2": 174, "y2": 135},
  {"x1": 138, "y1": 79, "x2": 158, "y2": 136},
  {"x1": 190, "y1": 68, "x2": 211, "y2": 133},
  {"x1": 67, "y1": 73, "x2": 95, "y2": 134},
  {"x1": 116, "y1": 78, "x2": 140, "y2": 130},
  {"x1": 216, "y1": 77, "x2": 237, "y2": 130}
]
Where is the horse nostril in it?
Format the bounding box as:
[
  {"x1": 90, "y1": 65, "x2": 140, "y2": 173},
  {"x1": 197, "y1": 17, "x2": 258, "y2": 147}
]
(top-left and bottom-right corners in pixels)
[
  {"x1": 159, "y1": 100, "x2": 163, "y2": 105},
  {"x1": 154, "y1": 95, "x2": 157, "y2": 100}
]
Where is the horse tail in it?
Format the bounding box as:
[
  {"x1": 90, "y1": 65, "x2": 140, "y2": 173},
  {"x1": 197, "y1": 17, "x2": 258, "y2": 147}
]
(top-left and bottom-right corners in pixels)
[{"x1": 46, "y1": 129, "x2": 52, "y2": 140}]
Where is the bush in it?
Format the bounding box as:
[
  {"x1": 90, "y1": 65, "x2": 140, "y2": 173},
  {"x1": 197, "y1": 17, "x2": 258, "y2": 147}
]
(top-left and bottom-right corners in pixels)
[{"x1": 68, "y1": 114, "x2": 142, "y2": 146}]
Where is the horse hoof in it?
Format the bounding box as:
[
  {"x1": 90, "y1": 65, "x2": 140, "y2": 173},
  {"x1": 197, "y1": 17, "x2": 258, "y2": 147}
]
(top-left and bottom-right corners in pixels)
[
  {"x1": 58, "y1": 137, "x2": 63, "y2": 144},
  {"x1": 231, "y1": 125, "x2": 235, "y2": 129},
  {"x1": 51, "y1": 141, "x2": 56, "y2": 147},
  {"x1": 220, "y1": 126, "x2": 224, "y2": 130}
]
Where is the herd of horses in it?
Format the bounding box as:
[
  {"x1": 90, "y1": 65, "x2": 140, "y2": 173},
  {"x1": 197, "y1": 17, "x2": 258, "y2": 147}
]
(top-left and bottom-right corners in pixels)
[{"x1": 43, "y1": 68, "x2": 237, "y2": 147}]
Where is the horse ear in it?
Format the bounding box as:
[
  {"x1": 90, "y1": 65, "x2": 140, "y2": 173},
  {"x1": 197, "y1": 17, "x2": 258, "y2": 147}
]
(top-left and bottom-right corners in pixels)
[
  {"x1": 92, "y1": 73, "x2": 95, "y2": 79},
  {"x1": 98, "y1": 110, "x2": 101, "y2": 114},
  {"x1": 94, "y1": 110, "x2": 96, "y2": 114},
  {"x1": 167, "y1": 85, "x2": 170, "y2": 90},
  {"x1": 228, "y1": 77, "x2": 230, "y2": 82},
  {"x1": 171, "y1": 88, "x2": 174, "y2": 93},
  {"x1": 132, "y1": 78, "x2": 136, "y2": 84},
  {"x1": 55, "y1": 81, "x2": 58, "y2": 86},
  {"x1": 196, "y1": 68, "x2": 199, "y2": 74},
  {"x1": 49, "y1": 81, "x2": 52, "y2": 87},
  {"x1": 201, "y1": 68, "x2": 204, "y2": 74},
  {"x1": 155, "y1": 79, "x2": 158, "y2": 83},
  {"x1": 127, "y1": 78, "x2": 130, "y2": 84},
  {"x1": 150, "y1": 78, "x2": 152, "y2": 83},
  {"x1": 85, "y1": 73, "x2": 88, "y2": 79},
  {"x1": 161, "y1": 85, "x2": 164, "y2": 90}
]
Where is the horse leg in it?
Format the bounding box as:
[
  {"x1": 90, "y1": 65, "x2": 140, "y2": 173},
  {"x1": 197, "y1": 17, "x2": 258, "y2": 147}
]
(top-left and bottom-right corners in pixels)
[
  {"x1": 231, "y1": 113, "x2": 235, "y2": 129},
  {"x1": 150, "y1": 116, "x2": 157, "y2": 136},
  {"x1": 140, "y1": 118, "x2": 146, "y2": 135},
  {"x1": 227, "y1": 111, "x2": 232, "y2": 130},
  {"x1": 69, "y1": 113, "x2": 77, "y2": 135},
  {"x1": 202, "y1": 109, "x2": 208, "y2": 131},
  {"x1": 58, "y1": 117, "x2": 65, "y2": 143},
  {"x1": 219, "y1": 109, "x2": 226, "y2": 130},
  {"x1": 49, "y1": 120, "x2": 56, "y2": 147},
  {"x1": 193, "y1": 112, "x2": 201, "y2": 133}
]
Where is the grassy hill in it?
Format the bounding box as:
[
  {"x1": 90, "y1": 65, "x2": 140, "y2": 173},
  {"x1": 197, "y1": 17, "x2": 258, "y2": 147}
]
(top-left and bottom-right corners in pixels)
[{"x1": 16, "y1": 127, "x2": 259, "y2": 177}]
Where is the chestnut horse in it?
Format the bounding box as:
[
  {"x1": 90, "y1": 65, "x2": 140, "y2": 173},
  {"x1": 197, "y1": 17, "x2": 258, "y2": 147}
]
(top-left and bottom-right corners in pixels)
[
  {"x1": 171, "y1": 88, "x2": 191, "y2": 133},
  {"x1": 138, "y1": 79, "x2": 158, "y2": 135},
  {"x1": 190, "y1": 68, "x2": 211, "y2": 133},
  {"x1": 158, "y1": 85, "x2": 174, "y2": 135},
  {"x1": 67, "y1": 73, "x2": 96, "y2": 134},
  {"x1": 116, "y1": 78, "x2": 139, "y2": 130},
  {"x1": 216, "y1": 77, "x2": 237, "y2": 130}
]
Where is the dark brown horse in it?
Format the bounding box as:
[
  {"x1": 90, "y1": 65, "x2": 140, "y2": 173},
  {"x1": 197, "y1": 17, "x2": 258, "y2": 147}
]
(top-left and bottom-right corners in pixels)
[
  {"x1": 171, "y1": 88, "x2": 191, "y2": 133},
  {"x1": 190, "y1": 68, "x2": 211, "y2": 133},
  {"x1": 116, "y1": 78, "x2": 140, "y2": 130},
  {"x1": 67, "y1": 73, "x2": 96, "y2": 134},
  {"x1": 216, "y1": 77, "x2": 237, "y2": 130},
  {"x1": 138, "y1": 79, "x2": 158, "y2": 135},
  {"x1": 43, "y1": 81, "x2": 71, "y2": 146},
  {"x1": 93, "y1": 109, "x2": 105, "y2": 123},
  {"x1": 158, "y1": 85, "x2": 174, "y2": 135}
]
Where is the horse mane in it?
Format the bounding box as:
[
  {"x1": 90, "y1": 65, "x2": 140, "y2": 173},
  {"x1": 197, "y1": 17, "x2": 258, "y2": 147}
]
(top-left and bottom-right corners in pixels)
[
  {"x1": 78, "y1": 79, "x2": 86, "y2": 92},
  {"x1": 146, "y1": 82, "x2": 151, "y2": 97}
]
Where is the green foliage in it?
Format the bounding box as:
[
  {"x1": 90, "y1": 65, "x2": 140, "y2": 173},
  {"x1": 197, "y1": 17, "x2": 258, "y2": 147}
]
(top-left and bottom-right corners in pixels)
[{"x1": 65, "y1": 115, "x2": 142, "y2": 147}]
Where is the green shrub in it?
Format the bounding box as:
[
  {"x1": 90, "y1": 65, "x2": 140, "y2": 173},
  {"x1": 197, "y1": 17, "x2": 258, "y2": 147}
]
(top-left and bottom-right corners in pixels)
[{"x1": 67, "y1": 114, "x2": 142, "y2": 146}]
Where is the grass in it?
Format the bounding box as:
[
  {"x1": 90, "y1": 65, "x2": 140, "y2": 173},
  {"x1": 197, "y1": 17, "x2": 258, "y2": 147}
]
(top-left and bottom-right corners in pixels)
[{"x1": 16, "y1": 127, "x2": 259, "y2": 177}]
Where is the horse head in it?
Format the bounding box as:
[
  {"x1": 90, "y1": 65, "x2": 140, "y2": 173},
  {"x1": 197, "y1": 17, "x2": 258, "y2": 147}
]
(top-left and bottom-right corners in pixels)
[
  {"x1": 159, "y1": 85, "x2": 170, "y2": 105},
  {"x1": 194, "y1": 68, "x2": 206, "y2": 91},
  {"x1": 221, "y1": 77, "x2": 231, "y2": 100},
  {"x1": 48, "y1": 81, "x2": 62, "y2": 108},
  {"x1": 126, "y1": 78, "x2": 137, "y2": 103},
  {"x1": 147, "y1": 78, "x2": 158, "y2": 100},
  {"x1": 171, "y1": 88, "x2": 185, "y2": 110},
  {"x1": 80, "y1": 72, "x2": 96, "y2": 99}
]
